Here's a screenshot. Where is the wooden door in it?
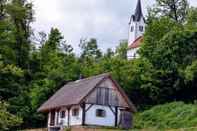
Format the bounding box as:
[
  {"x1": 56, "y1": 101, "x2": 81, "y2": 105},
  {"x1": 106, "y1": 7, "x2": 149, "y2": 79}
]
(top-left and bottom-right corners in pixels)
[{"x1": 119, "y1": 111, "x2": 133, "y2": 129}]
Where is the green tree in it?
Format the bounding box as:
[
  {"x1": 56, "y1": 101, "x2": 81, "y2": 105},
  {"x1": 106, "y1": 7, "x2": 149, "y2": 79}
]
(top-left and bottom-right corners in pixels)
[
  {"x1": 6, "y1": 0, "x2": 33, "y2": 69},
  {"x1": 186, "y1": 7, "x2": 197, "y2": 30},
  {"x1": 0, "y1": 57, "x2": 24, "y2": 100},
  {"x1": 79, "y1": 38, "x2": 102, "y2": 60},
  {"x1": 26, "y1": 28, "x2": 79, "y2": 128},
  {"x1": 43, "y1": 28, "x2": 63, "y2": 52},
  {"x1": 140, "y1": 30, "x2": 197, "y2": 103},
  {"x1": 140, "y1": 17, "x2": 181, "y2": 62},
  {"x1": 0, "y1": 101, "x2": 22, "y2": 130},
  {"x1": 104, "y1": 48, "x2": 114, "y2": 59},
  {"x1": 0, "y1": 0, "x2": 6, "y2": 20},
  {"x1": 115, "y1": 41, "x2": 128, "y2": 59},
  {"x1": 153, "y1": 0, "x2": 189, "y2": 23},
  {"x1": 185, "y1": 60, "x2": 197, "y2": 81}
]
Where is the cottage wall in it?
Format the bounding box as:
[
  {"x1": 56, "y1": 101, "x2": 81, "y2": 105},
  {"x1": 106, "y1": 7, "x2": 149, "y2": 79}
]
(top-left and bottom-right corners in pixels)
[
  {"x1": 70, "y1": 105, "x2": 83, "y2": 126},
  {"x1": 58, "y1": 107, "x2": 68, "y2": 126},
  {"x1": 48, "y1": 104, "x2": 119, "y2": 128},
  {"x1": 85, "y1": 104, "x2": 116, "y2": 127}
]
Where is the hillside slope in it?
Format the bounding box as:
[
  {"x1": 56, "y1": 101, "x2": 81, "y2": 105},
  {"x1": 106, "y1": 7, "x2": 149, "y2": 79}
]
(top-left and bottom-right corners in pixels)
[{"x1": 134, "y1": 102, "x2": 197, "y2": 129}]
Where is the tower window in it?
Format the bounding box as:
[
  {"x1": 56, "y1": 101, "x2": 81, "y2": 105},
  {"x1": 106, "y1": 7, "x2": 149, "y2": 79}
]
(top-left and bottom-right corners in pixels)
[
  {"x1": 130, "y1": 26, "x2": 134, "y2": 32},
  {"x1": 139, "y1": 26, "x2": 143, "y2": 32}
]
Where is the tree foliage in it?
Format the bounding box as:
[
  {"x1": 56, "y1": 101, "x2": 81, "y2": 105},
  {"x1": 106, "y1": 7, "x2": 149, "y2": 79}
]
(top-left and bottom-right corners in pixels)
[
  {"x1": 152, "y1": 0, "x2": 188, "y2": 23},
  {"x1": 0, "y1": 101, "x2": 22, "y2": 130}
]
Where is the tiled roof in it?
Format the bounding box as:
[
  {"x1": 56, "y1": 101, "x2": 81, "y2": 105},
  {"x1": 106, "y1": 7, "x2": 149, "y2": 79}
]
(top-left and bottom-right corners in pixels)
[{"x1": 128, "y1": 36, "x2": 143, "y2": 49}]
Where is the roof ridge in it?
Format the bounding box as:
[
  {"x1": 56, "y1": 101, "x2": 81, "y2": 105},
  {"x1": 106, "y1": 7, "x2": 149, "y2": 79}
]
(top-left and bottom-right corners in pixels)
[{"x1": 67, "y1": 73, "x2": 110, "y2": 85}]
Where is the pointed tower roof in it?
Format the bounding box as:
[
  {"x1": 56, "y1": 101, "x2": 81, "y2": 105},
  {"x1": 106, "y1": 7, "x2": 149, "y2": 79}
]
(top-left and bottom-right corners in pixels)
[
  {"x1": 130, "y1": 0, "x2": 144, "y2": 22},
  {"x1": 134, "y1": 0, "x2": 143, "y2": 21}
]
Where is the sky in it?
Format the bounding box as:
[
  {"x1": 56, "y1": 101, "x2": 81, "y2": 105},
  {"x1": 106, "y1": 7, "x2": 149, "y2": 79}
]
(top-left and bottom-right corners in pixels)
[{"x1": 31, "y1": 0, "x2": 197, "y2": 53}]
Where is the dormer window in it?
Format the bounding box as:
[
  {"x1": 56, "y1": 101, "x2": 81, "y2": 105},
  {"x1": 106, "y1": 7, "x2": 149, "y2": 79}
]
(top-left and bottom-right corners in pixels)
[
  {"x1": 139, "y1": 26, "x2": 143, "y2": 32},
  {"x1": 130, "y1": 26, "x2": 134, "y2": 32}
]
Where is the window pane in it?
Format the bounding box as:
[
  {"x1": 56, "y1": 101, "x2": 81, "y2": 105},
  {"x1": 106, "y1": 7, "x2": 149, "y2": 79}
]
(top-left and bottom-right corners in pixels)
[
  {"x1": 131, "y1": 26, "x2": 134, "y2": 32},
  {"x1": 72, "y1": 108, "x2": 79, "y2": 116},
  {"x1": 60, "y1": 111, "x2": 65, "y2": 118},
  {"x1": 96, "y1": 109, "x2": 106, "y2": 117},
  {"x1": 139, "y1": 26, "x2": 143, "y2": 32}
]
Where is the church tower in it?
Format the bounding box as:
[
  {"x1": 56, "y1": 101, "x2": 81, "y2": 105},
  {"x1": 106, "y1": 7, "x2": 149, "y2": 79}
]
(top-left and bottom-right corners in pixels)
[{"x1": 127, "y1": 0, "x2": 145, "y2": 59}]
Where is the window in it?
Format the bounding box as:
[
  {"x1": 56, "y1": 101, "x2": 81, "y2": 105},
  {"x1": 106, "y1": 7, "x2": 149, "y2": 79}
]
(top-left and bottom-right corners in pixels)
[
  {"x1": 139, "y1": 26, "x2": 143, "y2": 32},
  {"x1": 60, "y1": 111, "x2": 65, "y2": 118},
  {"x1": 96, "y1": 109, "x2": 106, "y2": 117},
  {"x1": 72, "y1": 108, "x2": 79, "y2": 116},
  {"x1": 130, "y1": 26, "x2": 134, "y2": 32}
]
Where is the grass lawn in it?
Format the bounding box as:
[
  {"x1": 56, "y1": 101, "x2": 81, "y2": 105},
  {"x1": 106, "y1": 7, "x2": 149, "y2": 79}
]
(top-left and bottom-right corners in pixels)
[{"x1": 24, "y1": 127, "x2": 197, "y2": 131}]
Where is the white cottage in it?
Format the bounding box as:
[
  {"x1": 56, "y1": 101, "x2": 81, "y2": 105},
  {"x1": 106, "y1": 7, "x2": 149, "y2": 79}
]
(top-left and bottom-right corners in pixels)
[
  {"x1": 38, "y1": 73, "x2": 137, "y2": 131},
  {"x1": 127, "y1": 0, "x2": 145, "y2": 59}
]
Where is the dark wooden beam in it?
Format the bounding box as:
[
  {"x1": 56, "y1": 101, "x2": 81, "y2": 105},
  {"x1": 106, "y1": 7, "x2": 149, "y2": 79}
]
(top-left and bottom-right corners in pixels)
[
  {"x1": 108, "y1": 106, "x2": 115, "y2": 115},
  {"x1": 85, "y1": 104, "x2": 93, "y2": 112},
  {"x1": 115, "y1": 106, "x2": 118, "y2": 127},
  {"x1": 67, "y1": 107, "x2": 71, "y2": 127},
  {"x1": 81, "y1": 103, "x2": 86, "y2": 126}
]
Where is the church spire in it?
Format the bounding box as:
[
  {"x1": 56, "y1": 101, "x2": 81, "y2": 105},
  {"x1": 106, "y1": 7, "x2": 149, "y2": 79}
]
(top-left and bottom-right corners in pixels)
[
  {"x1": 133, "y1": 0, "x2": 143, "y2": 22},
  {"x1": 127, "y1": 0, "x2": 145, "y2": 59}
]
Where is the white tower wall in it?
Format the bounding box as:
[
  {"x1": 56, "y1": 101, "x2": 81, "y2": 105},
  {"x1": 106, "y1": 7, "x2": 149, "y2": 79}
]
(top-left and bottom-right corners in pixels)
[{"x1": 128, "y1": 17, "x2": 145, "y2": 46}]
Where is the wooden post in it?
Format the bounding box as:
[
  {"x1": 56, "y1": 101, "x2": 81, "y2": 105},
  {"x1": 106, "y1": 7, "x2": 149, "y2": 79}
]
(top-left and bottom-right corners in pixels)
[
  {"x1": 115, "y1": 107, "x2": 118, "y2": 127},
  {"x1": 81, "y1": 103, "x2": 86, "y2": 126},
  {"x1": 55, "y1": 110, "x2": 57, "y2": 126},
  {"x1": 48, "y1": 111, "x2": 51, "y2": 128},
  {"x1": 56, "y1": 110, "x2": 59, "y2": 126},
  {"x1": 67, "y1": 107, "x2": 70, "y2": 127}
]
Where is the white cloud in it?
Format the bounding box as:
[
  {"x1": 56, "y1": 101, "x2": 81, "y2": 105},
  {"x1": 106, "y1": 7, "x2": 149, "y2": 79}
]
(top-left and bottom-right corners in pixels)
[{"x1": 31, "y1": 0, "x2": 197, "y2": 53}]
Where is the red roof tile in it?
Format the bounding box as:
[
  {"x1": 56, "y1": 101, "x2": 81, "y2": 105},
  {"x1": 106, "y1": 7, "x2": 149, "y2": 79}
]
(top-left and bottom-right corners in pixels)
[{"x1": 128, "y1": 36, "x2": 143, "y2": 49}]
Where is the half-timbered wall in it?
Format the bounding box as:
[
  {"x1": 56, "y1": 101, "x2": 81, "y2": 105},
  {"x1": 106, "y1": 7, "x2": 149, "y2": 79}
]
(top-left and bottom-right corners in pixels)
[
  {"x1": 85, "y1": 104, "x2": 116, "y2": 126},
  {"x1": 85, "y1": 79, "x2": 128, "y2": 108},
  {"x1": 86, "y1": 87, "x2": 119, "y2": 106}
]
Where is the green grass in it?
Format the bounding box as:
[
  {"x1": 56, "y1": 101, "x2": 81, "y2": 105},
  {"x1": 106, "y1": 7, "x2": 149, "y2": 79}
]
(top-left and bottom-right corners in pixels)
[
  {"x1": 24, "y1": 127, "x2": 197, "y2": 131},
  {"x1": 134, "y1": 102, "x2": 197, "y2": 130}
]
